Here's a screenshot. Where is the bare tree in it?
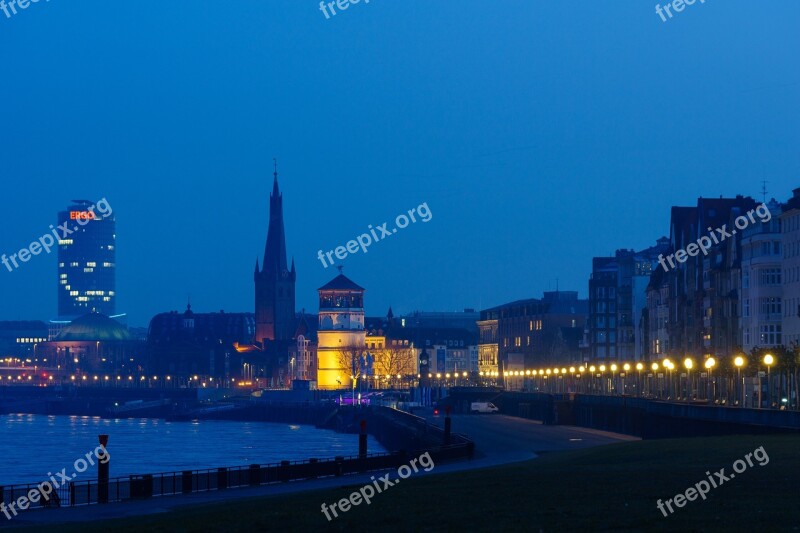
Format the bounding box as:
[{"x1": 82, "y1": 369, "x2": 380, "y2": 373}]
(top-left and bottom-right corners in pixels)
[
  {"x1": 373, "y1": 345, "x2": 416, "y2": 387},
  {"x1": 336, "y1": 344, "x2": 365, "y2": 402}
]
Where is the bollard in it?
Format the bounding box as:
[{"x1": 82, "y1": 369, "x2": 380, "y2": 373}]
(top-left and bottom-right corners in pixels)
[
  {"x1": 334, "y1": 456, "x2": 344, "y2": 477},
  {"x1": 444, "y1": 406, "x2": 452, "y2": 446},
  {"x1": 217, "y1": 468, "x2": 228, "y2": 490},
  {"x1": 97, "y1": 435, "x2": 109, "y2": 504},
  {"x1": 358, "y1": 420, "x2": 368, "y2": 459}
]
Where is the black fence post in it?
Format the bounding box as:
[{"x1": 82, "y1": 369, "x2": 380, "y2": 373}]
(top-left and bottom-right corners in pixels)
[
  {"x1": 97, "y1": 434, "x2": 109, "y2": 504},
  {"x1": 181, "y1": 471, "x2": 193, "y2": 494},
  {"x1": 280, "y1": 461, "x2": 290, "y2": 483},
  {"x1": 217, "y1": 468, "x2": 228, "y2": 490},
  {"x1": 359, "y1": 420, "x2": 368, "y2": 458},
  {"x1": 248, "y1": 464, "x2": 260, "y2": 486},
  {"x1": 308, "y1": 458, "x2": 318, "y2": 480}
]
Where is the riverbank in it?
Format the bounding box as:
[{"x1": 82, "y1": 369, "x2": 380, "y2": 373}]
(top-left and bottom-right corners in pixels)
[{"x1": 17, "y1": 433, "x2": 799, "y2": 532}]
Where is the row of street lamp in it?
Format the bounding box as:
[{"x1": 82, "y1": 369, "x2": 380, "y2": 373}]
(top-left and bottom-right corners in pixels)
[{"x1": 490, "y1": 353, "x2": 783, "y2": 408}]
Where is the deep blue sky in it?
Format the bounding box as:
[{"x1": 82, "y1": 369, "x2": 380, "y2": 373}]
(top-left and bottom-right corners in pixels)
[{"x1": 1, "y1": 1, "x2": 798, "y2": 327}]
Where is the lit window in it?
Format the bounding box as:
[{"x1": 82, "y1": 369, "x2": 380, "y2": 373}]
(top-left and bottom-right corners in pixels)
[
  {"x1": 86, "y1": 262, "x2": 96, "y2": 267},
  {"x1": 84, "y1": 268, "x2": 94, "y2": 273},
  {"x1": 59, "y1": 239, "x2": 73, "y2": 245}
]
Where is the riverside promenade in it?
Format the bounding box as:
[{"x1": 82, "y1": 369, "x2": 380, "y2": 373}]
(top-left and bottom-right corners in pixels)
[{"x1": 3, "y1": 408, "x2": 635, "y2": 527}]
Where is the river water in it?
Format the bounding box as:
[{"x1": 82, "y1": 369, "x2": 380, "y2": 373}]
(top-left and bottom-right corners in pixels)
[{"x1": 0, "y1": 414, "x2": 385, "y2": 485}]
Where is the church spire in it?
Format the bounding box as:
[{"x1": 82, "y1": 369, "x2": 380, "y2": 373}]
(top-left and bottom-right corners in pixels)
[
  {"x1": 262, "y1": 159, "x2": 288, "y2": 274},
  {"x1": 272, "y1": 157, "x2": 280, "y2": 198}
]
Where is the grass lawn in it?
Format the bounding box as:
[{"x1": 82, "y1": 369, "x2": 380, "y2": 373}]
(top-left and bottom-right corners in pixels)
[{"x1": 51, "y1": 434, "x2": 800, "y2": 532}]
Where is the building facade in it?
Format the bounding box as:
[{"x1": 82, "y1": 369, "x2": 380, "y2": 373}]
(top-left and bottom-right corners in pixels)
[
  {"x1": 740, "y1": 199, "x2": 783, "y2": 352},
  {"x1": 781, "y1": 188, "x2": 800, "y2": 348},
  {"x1": 589, "y1": 239, "x2": 669, "y2": 361},
  {"x1": 316, "y1": 273, "x2": 366, "y2": 390},
  {"x1": 57, "y1": 200, "x2": 116, "y2": 318},
  {"x1": 480, "y1": 291, "x2": 588, "y2": 374}
]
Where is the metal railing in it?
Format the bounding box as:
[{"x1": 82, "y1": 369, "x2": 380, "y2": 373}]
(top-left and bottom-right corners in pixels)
[{"x1": 1, "y1": 443, "x2": 473, "y2": 510}]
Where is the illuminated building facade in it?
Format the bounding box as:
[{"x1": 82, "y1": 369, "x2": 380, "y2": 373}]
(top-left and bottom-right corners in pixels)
[
  {"x1": 57, "y1": 200, "x2": 116, "y2": 318},
  {"x1": 316, "y1": 272, "x2": 366, "y2": 390},
  {"x1": 477, "y1": 315, "x2": 499, "y2": 377}
]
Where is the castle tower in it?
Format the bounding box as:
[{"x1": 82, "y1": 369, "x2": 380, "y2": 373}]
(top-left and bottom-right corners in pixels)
[
  {"x1": 316, "y1": 269, "x2": 365, "y2": 390},
  {"x1": 254, "y1": 161, "x2": 296, "y2": 346}
]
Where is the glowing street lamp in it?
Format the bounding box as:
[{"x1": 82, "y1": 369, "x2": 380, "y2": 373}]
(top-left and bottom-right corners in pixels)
[
  {"x1": 764, "y1": 354, "x2": 775, "y2": 408},
  {"x1": 704, "y1": 358, "x2": 716, "y2": 402},
  {"x1": 683, "y1": 358, "x2": 693, "y2": 402}
]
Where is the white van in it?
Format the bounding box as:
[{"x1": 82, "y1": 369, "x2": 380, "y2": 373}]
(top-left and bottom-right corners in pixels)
[{"x1": 470, "y1": 402, "x2": 499, "y2": 414}]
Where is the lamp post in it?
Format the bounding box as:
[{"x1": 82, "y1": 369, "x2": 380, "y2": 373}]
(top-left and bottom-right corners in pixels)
[
  {"x1": 598, "y1": 365, "x2": 606, "y2": 395},
  {"x1": 635, "y1": 363, "x2": 643, "y2": 397},
  {"x1": 683, "y1": 358, "x2": 693, "y2": 402},
  {"x1": 764, "y1": 354, "x2": 775, "y2": 409},
  {"x1": 663, "y1": 359, "x2": 673, "y2": 399},
  {"x1": 621, "y1": 363, "x2": 629, "y2": 395},
  {"x1": 704, "y1": 358, "x2": 716, "y2": 403},
  {"x1": 651, "y1": 362, "x2": 659, "y2": 398},
  {"x1": 610, "y1": 364, "x2": 618, "y2": 395},
  {"x1": 734, "y1": 356, "x2": 745, "y2": 407}
]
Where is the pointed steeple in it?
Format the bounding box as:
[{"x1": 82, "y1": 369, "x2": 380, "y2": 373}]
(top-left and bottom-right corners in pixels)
[
  {"x1": 262, "y1": 158, "x2": 289, "y2": 275},
  {"x1": 271, "y1": 157, "x2": 281, "y2": 199},
  {"x1": 291, "y1": 257, "x2": 296, "y2": 274}
]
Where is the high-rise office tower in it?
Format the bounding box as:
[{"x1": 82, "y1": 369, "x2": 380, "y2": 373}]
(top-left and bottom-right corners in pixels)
[{"x1": 57, "y1": 200, "x2": 116, "y2": 318}]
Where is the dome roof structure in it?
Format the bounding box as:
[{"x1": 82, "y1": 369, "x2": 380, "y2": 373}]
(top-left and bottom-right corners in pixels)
[{"x1": 55, "y1": 313, "x2": 131, "y2": 342}]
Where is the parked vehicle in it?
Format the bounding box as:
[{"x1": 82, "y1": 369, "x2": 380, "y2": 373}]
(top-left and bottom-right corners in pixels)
[{"x1": 470, "y1": 401, "x2": 499, "y2": 414}]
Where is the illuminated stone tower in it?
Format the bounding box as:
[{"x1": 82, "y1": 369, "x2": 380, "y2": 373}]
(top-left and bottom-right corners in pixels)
[
  {"x1": 316, "y1": 269, "x2": 366, "y2": 389},
  {"x1": 254, "y1": 161, "x2": 296, "y2": 346}
]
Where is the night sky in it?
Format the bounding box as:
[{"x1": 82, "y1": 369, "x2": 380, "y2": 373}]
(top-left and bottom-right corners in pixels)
[{"x1": 1, "y1": 1, "x2": 798, "y2": 327}]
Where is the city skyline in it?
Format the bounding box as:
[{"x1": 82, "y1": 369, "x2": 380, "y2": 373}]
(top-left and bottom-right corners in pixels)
[{"x1": 0, "y1": 181, "x2": 794, "y2": 327}]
